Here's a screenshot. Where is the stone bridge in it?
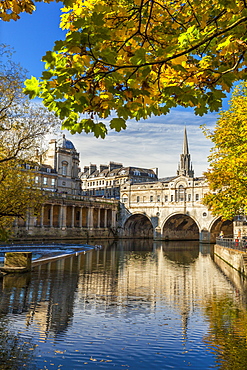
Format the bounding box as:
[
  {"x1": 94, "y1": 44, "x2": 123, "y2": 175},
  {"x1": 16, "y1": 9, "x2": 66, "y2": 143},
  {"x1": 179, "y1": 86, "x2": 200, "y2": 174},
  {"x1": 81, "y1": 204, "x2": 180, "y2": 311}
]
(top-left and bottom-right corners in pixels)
[{"x1": 118, "y1": 175, "x2": 233, "y2": 243}]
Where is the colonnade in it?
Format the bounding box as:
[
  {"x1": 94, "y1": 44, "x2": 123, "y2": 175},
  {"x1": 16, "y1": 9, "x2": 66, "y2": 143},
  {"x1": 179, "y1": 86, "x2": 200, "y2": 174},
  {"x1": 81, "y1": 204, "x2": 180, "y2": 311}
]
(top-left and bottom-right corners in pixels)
[
  {"x1": 16, "y1": 198, "x2": 118, "y2": 232},
  {"x1": 39, "y1": 203, "x2": 117, "y2": 229}
]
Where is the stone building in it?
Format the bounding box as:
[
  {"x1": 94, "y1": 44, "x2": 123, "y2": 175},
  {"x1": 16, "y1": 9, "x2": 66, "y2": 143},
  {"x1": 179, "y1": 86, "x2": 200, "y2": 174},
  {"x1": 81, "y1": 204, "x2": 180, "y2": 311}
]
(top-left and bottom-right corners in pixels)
[
  {"x1": 119, "y1": 127, "x2": 233, "y2": 242},
  {"x1": 22, "y1": 135, "x2": 82, "y2": 195},
  {"x1": 15, "y1": 135, "x2": 119, "y2": 239},
  {"x1": 80, "y1": 162, "x2": 158, "y2": 199},
  {"x1": 42, "y1": 134, "x2": 81, "y2": 195}
]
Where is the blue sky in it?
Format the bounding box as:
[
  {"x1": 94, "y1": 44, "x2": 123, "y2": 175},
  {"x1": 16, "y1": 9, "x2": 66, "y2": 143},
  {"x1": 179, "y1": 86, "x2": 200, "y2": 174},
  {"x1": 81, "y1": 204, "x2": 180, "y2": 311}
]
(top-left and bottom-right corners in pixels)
[{"x1": 1, "y1": 3, "x2": 221, "y2": 177}]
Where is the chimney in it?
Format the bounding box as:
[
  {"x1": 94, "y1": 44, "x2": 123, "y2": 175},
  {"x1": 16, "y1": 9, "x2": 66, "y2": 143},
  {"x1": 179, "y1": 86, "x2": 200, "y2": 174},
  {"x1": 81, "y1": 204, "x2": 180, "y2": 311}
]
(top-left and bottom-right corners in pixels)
[
  {"x1": 100, "y1": 164, "x2": 108, "y2": 172},
  {"x1": 109, "y1": 161, "x2": 123, "y2": 171},
  {"x1": 89, "y1": 164, "x2": 97, "y2": 175},
  {"x1": 151, "y1": 167, "x2": 158, "y2": 177}
]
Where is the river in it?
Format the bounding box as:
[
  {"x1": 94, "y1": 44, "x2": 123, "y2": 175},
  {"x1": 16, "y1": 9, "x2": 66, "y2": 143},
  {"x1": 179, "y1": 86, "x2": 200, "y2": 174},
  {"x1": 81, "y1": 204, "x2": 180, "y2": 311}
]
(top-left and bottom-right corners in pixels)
[{"x1": 0, "y1": 239, "x2": 247, "y2": 369}]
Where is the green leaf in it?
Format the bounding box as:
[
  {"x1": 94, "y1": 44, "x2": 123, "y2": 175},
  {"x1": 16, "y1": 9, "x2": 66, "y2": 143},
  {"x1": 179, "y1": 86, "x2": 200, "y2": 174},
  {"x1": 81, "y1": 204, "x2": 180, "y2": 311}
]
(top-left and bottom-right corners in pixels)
[
  {"x1": 41, "y1": 71, "x2": 53, "y2": 80},
  {"x1": 23, "y1": 77, "x2": 40, "y2": 99},
  {"x1": 110, "y1": 118, "x2": 127, "y2": 131}
]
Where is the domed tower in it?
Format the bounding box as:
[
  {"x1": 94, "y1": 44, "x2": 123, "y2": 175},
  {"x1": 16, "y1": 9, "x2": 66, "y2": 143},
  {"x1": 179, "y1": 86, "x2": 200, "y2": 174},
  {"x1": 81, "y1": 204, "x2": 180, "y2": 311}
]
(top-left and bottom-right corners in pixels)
[
  {"x1": 177, "y1": 127, "x2": 194, "y2": 178},
  {"x1": 44, "y1": 134, "x2": 81, "y2": 194}
]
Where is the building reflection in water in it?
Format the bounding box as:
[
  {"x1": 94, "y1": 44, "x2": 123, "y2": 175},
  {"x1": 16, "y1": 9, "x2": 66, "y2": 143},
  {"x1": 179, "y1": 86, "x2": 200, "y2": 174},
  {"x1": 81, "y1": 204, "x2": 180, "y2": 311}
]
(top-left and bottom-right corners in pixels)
[{"x1": 0, "y1": 240, "x2": 243, "y2": 343}]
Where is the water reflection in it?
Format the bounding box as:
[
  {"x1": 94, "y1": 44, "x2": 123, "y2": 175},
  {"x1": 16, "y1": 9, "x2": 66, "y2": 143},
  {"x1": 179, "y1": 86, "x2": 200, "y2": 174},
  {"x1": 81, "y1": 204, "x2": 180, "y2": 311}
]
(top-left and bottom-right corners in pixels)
[{"x1": 0, "y1": 240, "x2": 247, "y2": 369}]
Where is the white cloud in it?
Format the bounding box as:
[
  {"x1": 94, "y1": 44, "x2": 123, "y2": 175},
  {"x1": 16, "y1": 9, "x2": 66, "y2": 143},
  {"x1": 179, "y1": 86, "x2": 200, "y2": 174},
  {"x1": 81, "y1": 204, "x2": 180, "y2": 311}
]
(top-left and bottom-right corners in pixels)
[{"x1": 61, "y1": 108, "x2": 217, "y2": 178}]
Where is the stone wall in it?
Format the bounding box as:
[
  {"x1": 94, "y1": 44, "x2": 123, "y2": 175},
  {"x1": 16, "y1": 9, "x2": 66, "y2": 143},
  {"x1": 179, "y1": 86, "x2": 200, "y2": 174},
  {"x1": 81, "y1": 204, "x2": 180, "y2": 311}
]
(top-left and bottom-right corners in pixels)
[{"x1": 214, "y1": 244, "x2": 247, "y2": 276}]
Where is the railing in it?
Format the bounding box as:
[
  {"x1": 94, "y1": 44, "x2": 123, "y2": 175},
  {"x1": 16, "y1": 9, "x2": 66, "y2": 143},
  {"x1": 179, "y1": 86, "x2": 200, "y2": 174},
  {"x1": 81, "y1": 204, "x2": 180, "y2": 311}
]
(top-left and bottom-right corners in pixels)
[{"x1": 216, "y1": 237, "x2": 247, "y2": 251}]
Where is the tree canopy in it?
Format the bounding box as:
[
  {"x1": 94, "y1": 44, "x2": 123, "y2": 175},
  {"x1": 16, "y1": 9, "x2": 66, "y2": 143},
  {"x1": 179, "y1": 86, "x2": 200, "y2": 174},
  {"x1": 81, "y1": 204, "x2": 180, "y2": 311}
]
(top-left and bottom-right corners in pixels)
[
  {"x1": 0, "y1": 0, "x2": 54, "y2": 21},
  {"x1": 0, "y1": 45, "x2": 59, "y2": 239},
  {"x1": 20, "y1": 0, "x2": 247, "y2": 137},
  {"x1": 202, "y1": 82, "x2": 247, "y2": 220}
]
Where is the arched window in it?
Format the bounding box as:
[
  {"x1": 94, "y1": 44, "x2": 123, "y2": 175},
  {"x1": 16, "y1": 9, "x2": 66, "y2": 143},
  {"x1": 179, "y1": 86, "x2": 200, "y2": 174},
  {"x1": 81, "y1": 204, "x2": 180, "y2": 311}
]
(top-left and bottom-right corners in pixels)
[
  {"x1": 178, "y1": 185, "x2": 185, "y2": 202},
  {"x1": 62, "y1": 161, "x2": 68, "y2": 176},
  {"x1": 122, "y1": 193, "x2": 128, "y2": 203}
]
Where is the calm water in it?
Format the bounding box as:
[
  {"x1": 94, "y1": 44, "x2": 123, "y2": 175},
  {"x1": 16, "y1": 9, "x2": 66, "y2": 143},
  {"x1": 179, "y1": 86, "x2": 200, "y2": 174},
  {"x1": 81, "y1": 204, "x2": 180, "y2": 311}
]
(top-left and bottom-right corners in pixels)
[{"x1": 1, "y1": 239, "x2": 247, "y2": 369}]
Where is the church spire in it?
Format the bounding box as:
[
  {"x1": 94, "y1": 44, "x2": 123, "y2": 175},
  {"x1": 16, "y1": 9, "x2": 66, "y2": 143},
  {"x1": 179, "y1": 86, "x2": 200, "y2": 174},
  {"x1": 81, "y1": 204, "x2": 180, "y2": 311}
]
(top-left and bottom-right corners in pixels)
[
  {"x1": 177, "y1": 127, "x2": 194, "y2": 178},
  {"x1": 183, "y1": 126, "x2": 189, "y2": 155}
]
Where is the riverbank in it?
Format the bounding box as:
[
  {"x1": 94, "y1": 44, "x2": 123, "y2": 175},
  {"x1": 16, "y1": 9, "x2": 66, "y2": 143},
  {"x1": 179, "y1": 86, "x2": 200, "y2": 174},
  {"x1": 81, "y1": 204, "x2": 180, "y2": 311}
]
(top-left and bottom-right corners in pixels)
[{"x1": 214, "y1": 244, "x2": 247, "y2": 277}]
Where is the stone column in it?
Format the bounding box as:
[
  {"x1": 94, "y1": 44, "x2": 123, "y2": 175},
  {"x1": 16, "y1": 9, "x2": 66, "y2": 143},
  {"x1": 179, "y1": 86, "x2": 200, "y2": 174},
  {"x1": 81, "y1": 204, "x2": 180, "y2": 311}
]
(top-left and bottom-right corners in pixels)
[
  {"x1": 50, "y1": 204, "x2": 54, "y2": 228},
  {"x1": 71, "y1": 205, "x2": 75, "y2": 228},
  {"x1": 40, "y1": 206, "x2": 44, "y2": 228},
  {"x1": 111, "y1": 209, "x2": 117, "y2": 228},
  {"x1": 104, "y1": 209, "x2": 107, "y2": 228},
  {"x1": 59, "y1": 204, "x2": 67, "y2": 229},
  {"x1": 62, "y1": 205, "x2": 67, "y2": 228},
  {"x1": 59, "y1": 205, "x2": 63, "y2": 228},
  {"x1": 79, "y1": 207, "x2": 83, "y2": 228},
  {"x1": 87, "y1": 207, "x2": 94, "y2": 229},
  {"x1": 97, "y1": 208, "x2": 101, "y2": 228}
]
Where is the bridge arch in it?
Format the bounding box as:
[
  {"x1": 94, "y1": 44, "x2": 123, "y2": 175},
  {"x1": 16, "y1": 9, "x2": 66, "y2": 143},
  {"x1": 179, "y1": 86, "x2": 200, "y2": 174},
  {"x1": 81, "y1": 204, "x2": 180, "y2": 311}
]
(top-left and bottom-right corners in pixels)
[
  {"x1": 162, "y1": 213, "x2": 200, "y2": 241},
  {"x1": 123, "y1": 213, "x2": 154, "y2": 238},
  {"x1": 209, "y1": 217, "x2": 233, "y2": 241}
]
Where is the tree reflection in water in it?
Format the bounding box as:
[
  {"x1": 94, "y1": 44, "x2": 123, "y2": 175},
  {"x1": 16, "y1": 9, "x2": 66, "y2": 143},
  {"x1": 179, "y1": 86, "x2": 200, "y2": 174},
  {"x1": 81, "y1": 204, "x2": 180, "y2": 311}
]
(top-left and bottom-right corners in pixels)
[
  {"x1": 204, "y1": 297, "x2": 247, "y2": 369},
  {"x1": 0, "y1": 240, "x2": 246, "y2": 369}
]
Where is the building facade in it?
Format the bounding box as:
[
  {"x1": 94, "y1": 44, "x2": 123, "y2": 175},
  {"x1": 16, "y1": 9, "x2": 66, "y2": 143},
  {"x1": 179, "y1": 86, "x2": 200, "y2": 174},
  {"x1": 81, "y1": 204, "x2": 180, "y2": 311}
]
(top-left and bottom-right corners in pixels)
[
  {"x1": 119, "y1": 128, "x2": 234, "y2": 242},
  {"x1": 80, "y1": 162, "x2": 158, "y2": 199},
  {"x1": 15, "y1": 135, "x2": 119, "y2": 240}
]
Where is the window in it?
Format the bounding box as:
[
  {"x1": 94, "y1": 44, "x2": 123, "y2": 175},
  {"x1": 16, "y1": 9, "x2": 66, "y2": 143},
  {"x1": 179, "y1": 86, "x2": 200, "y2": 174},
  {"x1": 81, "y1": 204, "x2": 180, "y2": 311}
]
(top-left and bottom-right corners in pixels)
[
  {"x1": 195, "y1": 194, "x2": 199, "y2": 201},
  {"x1": 47, "y1": 168, "x2": 51, "y2": 173},
  {"x1": 178, "y1": 185, "x2": 184, "y2": 202},
  {"x1": 35, "y1": 176, "x2": 39, "y2": 184},
  {"x1": 150, "y1": 195, "x2": 153, "y2": 202},
  {"x1": 62, "y1": 163, "x2": 68, "y2": 176},
  {"x1": 122, "y1": 195, "x2": 128, "y2": 203},
  {"x1": 188, "y1": 194, "x2": 191, "y2": 201},
  {"x1": 157, "y1": 195, "x2": 160, "y2": 202},
  {"x1": 43, "y1": 177, "x2": 47, "y2": 185},
  {"x1": 171, "y1": 195, "x2": 174, "y2": 202},
  {"x1": 51, "y1": 178, "x2": 55, "y2": 186},
  {"x1": 26, "y1": 164, "x2": 30, "y2": 170},
  {"x1": 137, "y1": 196, "x2": 140, "y2": 203},
  {"x1": 165, "y1": 195, "x2": 168, "y2": 202}
]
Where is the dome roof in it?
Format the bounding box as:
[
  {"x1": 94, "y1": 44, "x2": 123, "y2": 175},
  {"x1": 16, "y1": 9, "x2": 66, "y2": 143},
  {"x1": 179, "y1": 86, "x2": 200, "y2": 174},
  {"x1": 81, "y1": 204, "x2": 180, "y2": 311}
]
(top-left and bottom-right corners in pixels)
[{"x1": 57, "y1": 134, "x2": 75, "y2": 150}]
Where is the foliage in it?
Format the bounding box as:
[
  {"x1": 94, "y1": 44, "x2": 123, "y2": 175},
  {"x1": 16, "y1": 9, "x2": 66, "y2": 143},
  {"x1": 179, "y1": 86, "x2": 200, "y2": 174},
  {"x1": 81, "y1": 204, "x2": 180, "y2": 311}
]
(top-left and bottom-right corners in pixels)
[
  {"x1": 202, "y1": 82, "x2": 247, "y2": 220},
  {"x1": 204, "y1": 297, "x2": 247, "y2": 370},
  {"x1": 23, "y1": 0, "x2": 247, "y2": 137},
  {"x1": 0, "y1": 45, "x2": 59, "y2": 240},
  {"x1": 0, "y1": 0, "x2": 56, "y2": 21}
]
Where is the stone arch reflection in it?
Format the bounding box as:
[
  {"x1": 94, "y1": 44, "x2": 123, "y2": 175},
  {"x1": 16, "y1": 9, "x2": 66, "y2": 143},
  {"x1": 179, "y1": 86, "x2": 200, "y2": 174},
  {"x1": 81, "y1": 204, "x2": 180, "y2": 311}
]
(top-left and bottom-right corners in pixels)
[
  {"x1": 123, "y1": 214, "x2": 153, "y2": 238},
  {"x1": 163, "y1": 214, "x2": 199, "y2": 240}
]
